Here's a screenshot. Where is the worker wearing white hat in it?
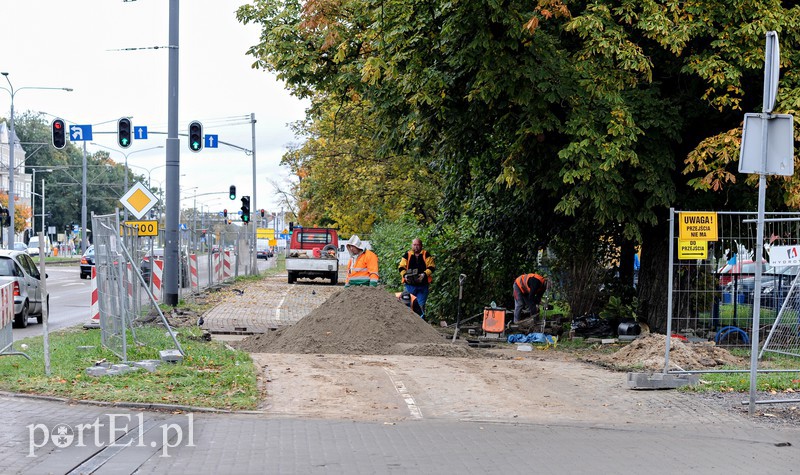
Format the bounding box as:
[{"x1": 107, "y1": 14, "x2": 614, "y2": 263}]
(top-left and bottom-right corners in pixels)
[{"x1": 345, "y1": 235, "x2": 379, "y2": 287}]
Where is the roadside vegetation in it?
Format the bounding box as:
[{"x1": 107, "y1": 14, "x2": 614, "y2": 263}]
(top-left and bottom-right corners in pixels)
[{"x1": 0, "y1": 326, "x2": 259, "y2": 410}]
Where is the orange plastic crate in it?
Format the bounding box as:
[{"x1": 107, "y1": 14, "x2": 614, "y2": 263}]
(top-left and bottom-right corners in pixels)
[{"x1": 482, "y1": 307, "x2": 506, "y2": 333}]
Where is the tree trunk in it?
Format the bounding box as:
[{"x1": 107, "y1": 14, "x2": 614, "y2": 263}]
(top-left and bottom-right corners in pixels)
[{"x1": 638, "y1": 210, "x2": 670, "y2": 333}]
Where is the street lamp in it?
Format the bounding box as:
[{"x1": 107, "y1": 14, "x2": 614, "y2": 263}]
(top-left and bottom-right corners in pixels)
[
  {"x1": 90, "y1": 143, "x2": 164, "y2": 220},
  {"x1": 29, "y1": 167, "x2": 53, "y2": 236},
  {"x1": 0, "y1": 73, "x2": 72, "y2": 248}
]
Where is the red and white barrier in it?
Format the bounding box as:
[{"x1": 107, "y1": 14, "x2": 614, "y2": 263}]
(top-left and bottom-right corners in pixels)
[
  {"x1": 223, "y1": 251, "x2": 232, "y2": 279},
  {"x1": 189, "y1": 254, "x2": 199, "y2": 291},
  {"x1": 0, "y1": 282, "x2": 15, "y2": 352},
  {"x1": 84, "y1": 266, "x2": 100, "y2": 329},
  {"x1": 213, "y1": 252, "x2": 222, "y2": 283},
  {"x1": 152, "y1": 260, "x2": 164, "y2": 301}
]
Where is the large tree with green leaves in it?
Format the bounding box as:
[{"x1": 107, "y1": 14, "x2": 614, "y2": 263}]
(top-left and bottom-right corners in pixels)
[{"x1": 238, "y1": 0, "x2": 800, "y2": 330}]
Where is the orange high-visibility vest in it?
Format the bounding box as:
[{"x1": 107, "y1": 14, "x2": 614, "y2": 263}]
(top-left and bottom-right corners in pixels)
[
  {"x1": 347, "y1": 249, "x2": 379, "y2": 286},
  {"x1": 514, "y1": 273, "x2": 546, "y2": 295}
]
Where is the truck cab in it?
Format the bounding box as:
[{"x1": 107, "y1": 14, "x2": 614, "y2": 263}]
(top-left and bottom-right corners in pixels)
[{"x1": 285, "y1": 227, "x2": 339, "y2": 284}]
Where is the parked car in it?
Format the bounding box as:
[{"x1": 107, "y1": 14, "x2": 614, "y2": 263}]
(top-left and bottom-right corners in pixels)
[
  {"x1": 760, "y1": 266, "x2": 800, "y2": 309},
  {"x1": 80, "y1": 245, "x2": 95, "y2": 280},
  {"x1": 717, "y1": 260, "x2": 766, "y2": 287},
  {"x1": 26, "y1": 236, "x2": 52, "y2": 257},
  {"x1": 141, "y1": 248, "x2": 189, "y2": 287},
  {"x1": 0, "y1": 250, "x2": 48, "y2": 328},
  {"x1": 11, "y1": 242, "x2": 27, "y2": 253}
]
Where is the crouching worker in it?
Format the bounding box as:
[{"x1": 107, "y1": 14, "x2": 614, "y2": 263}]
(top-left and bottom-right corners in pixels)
[
  {"x1": 396, "y1": 291, "x2": 423, "y2": 317},
  {"x1": 345, "y1": 235, "x2": 379, "y2": 287},
  {"x1": 513, "y1": 273, "x2": 547, "y2": 324}
]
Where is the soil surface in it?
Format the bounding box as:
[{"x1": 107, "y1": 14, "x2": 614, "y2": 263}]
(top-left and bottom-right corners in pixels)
[{"x1": 224, "y1": 277, "x2": 800, "y2": 427}]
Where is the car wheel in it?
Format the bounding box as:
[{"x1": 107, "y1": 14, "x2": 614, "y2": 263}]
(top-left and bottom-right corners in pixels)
[
  {"x1": 288, "y1": 271, "x2": 296, "y2": 284},
  {"x1": 331, "y1": 272, "x2": 338, "y2": 286},
  {"x1": 14, "y1": 302, "x2": 29, "y2": 329},
  {"x1": 80, "y1": 273, "x2": 86, "y2": 280}
]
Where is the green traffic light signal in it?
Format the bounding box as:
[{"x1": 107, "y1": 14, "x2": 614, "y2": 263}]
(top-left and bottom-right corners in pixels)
[
  {"x1": 188, "y1": 120, "x2": 203, "y2": 152},
  {"x1": 117, "y1": 118, "x2": 132, "y2": 149},
  {"x1": 229, "y1": 185, "x2": 236, "y2": 200}
]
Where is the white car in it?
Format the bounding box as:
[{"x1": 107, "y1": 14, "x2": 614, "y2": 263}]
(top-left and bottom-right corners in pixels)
[{"x1": 0, "y1": 250, "x2": 48, "y2": 328}]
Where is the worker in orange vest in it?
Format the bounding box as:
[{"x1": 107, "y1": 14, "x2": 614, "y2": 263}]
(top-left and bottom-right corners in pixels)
[
  {"x1": 396, "y1": 291, "x2": 423, "y2": 317},
  {"x1": 345, "y1": 235, "x2": 379, "y2": 287},
  {"x1": 513, "y1": 273, "x2": 547, "y2": 323}
]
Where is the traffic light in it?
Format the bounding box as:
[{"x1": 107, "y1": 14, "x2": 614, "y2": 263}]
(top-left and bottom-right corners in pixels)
[
  {"x1": 223, "y1": 209, "x2": 228, "y2": 218},
  {"x1": 51, "y1": 119, "x2": 66, "y2": 149},
  {"x1": 260, "y1": 209, "x2": 265, "y2": 218},
  {"x1": 117, "y1": 117, "x2": 132, "y2": 148},
  {"x1": 240, "y1": 196, "x2": 250, "y2": 223},
  {"x1": 229, "y1": 185, "x2": 236, "y2": 200},
  {"x1": 188, "y1": 121, "x2": 203, "y2": 152},
  {"x1": 289, "y1": 221, "x2": 294, "y2": 231}
]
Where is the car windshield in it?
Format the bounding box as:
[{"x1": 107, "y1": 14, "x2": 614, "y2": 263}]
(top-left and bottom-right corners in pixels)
[{"x1": 0, "y1": 258, "x2": 16, "y2": 276}]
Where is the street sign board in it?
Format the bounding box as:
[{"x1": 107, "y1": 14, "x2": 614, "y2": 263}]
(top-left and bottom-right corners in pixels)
[
  {"x1": 279, "y1": 233, "x2": 289, "y2": 240},
  {"x1": 739, "y1": 113, "x2": 794, "y2": 176},
  {"x1": 763, "y1": 31, "x2": 780, "y2": 114},
  {"x1": 678, "y1": 212, "x2": 718, "y2": 241},
  {"x1": 678, "y1": 240, "x2": 708, "y2": 260},
  {"x1": 123, "y1": 220, "x2": 158, "y2": 237},
  {"x1": 135, "y1": 126, "x2": 148, "y2": 140},
  {"x1": 120, "y1": 182, "x2": 159, "y2": 220},
  {"x1": 205, "y1": 135, "x2": 219, "y2": 148},
  {"x1": 256, "y1": 228, "x2": 274, "y2": 239},
  {"x1": 70, "y1": 125, "x2": 93, "y2": 141}
]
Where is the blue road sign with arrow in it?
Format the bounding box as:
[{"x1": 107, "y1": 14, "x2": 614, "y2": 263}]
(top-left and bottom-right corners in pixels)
[
  {"x1": 135, "y1": 126, "x2": 148, "y2": 140},
  {"x1": 205, "y1": 135, "x2": 219, "y2": 148},
  {"x1": 70, "y1": 125, "x2": 93, "y2": 141}
]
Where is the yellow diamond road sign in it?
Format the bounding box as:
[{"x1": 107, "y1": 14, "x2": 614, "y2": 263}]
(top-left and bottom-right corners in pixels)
[{"x1": 120, "y1": 182, "x2": 159, "y2": 220}]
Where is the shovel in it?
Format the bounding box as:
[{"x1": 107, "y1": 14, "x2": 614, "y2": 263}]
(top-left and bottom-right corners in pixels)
[{"x1": 452, "y1": 274, "x2": 466, "y2": 343}]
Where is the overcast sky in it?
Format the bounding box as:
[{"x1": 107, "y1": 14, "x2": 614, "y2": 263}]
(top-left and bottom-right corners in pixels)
[{"x1": 0, "y1": 0, "x2": 307, "y2": 215}]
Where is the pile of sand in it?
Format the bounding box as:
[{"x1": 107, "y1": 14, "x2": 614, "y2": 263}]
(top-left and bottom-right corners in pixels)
[
  {"x1": 235, "y1": 287, "x2": 446, "y2": 355},
  {"x1": 597, "y1": 333, "x2": 744, "y2": 371}
]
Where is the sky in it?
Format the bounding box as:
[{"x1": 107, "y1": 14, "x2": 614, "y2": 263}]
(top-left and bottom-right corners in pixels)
[{"x1": 0, "y1": 0, "x2": 308, "y2": 216}]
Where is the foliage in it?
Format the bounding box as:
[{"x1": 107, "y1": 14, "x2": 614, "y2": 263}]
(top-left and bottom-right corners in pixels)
[
  {"x1": 600, "y1": 296, "x2": 638, "y2": 322},
  {"x1": 238, "y1": 0, "x2": 800, "y2": 330},
  {"x1": 0, "y1": 192, "x2": 31, "y2": 234},
  {"x1": 0, "y1": 327, "x2": 259, "y2": 410},
  {"x1": 5, "y1": 112, "x2": 133, "y2": 239},
  {"x1": 369, "y1": 216, "x2": 423, "y2": 292}
]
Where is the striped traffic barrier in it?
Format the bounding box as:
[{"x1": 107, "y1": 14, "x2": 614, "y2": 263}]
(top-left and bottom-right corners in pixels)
[
  {"x1": 213, "y1": 252, "x2": 222, "y2": 283},
  {"x1": 152, "y1": 259, "x2": 164, "y2": 301},
  {"x1": 223, "y1": 251, "x2": 232, "y2": 279},
  {"x1": 84, "y1": 266, "x2": 100, "y2": 329},
  {"x1": 189, "y1": 254, "x2": 199, "y2": 291}
]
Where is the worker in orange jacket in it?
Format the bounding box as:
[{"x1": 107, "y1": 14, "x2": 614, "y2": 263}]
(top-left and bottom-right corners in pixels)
[
  {"x1": 396, "y1": 291, "x2": 423, "y2": 317},
  {"x1": 345, "y1": 235, "x2": 379, "y2": 287},
  {"x1": 513, "y1": 273, "x2": 547, "y2": 323}
]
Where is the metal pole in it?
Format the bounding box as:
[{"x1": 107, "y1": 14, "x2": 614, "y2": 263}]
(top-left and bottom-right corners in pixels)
[
  {"x1": 251, "y1": 113, "x2": 257, "y2": 275},
  {"x1": 41, "y1": 178, "x2": 45, "y2": 240},
  {"x1": 664, "y1": 208, "x2": 675, "y2": 373},
  {"x1": 81, "y1": 142, "x2": 88, "y2": 253},
  {"x1": 31, "y1": 168, "x2": 36, "y2": 237},
  {"x1": 38, "y1": 232, "x2": 50, "y2": 375},
  {"x1": 7, "y1": 89, "x2": 15, "y2": 249},
  {"x1": 164, "y1": 0, "x2": 180, "y2": 306}
]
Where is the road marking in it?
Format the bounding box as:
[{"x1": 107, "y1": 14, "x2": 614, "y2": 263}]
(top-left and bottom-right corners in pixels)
[
  {"x1": 383, "y1": 367, "x2": 423, "y2": 419},
  {"x1": 275, "y1": 288, "x2": 289, "y2": 322}
]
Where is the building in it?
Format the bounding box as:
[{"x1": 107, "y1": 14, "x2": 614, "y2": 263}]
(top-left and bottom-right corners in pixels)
[{"x1": 0, "y1": 122, "x2": 35, "y2": 244}]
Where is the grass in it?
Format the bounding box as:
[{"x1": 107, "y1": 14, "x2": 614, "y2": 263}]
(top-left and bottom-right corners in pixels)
[
  {"x1": 0, "y1": 326, "x2": 260, "y2": 410},
  {"x1": 681, "y1": 349, "x2": 800, "y2": 394}
]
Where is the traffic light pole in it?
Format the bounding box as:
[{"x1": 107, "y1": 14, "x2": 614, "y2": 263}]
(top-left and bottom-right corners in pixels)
[
  {"x1": 164, "y1": 0, "x2": 180, "y2": 306},
  {"x1": 251, "y1": 113, "x2": 257, "y2": 275}
]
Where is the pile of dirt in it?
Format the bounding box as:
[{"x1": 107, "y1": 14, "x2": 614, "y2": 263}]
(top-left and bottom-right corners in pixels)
[
  {"x1": 596, "y1": 333, "x2": 744, "y2": 371},
  {"x1": 235, "y1": 287, "x2": 446, "y2": 355}
]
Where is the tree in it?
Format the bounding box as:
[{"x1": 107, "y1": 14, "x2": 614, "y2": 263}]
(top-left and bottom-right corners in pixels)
[{"x1": 239, "y1": 1, "x2": 800, "y2": 329}]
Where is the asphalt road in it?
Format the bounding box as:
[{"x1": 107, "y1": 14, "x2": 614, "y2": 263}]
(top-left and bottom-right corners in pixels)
[{"x1": 12, "y1": 256, "x2": 275, "y2": 342}]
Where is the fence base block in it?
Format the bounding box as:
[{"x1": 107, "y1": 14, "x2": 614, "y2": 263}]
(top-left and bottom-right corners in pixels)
[{"x1": 627, "y1": 372, "x2": 699, "y2": 390}]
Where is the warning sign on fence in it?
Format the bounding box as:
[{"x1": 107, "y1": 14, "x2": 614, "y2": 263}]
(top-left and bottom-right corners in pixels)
[
  {"x1": 678, "y1": 240, "x2": 708, "y2": 260},
  {"x1": 678, "y1": 212, "x2": 718, "y2": 241}
]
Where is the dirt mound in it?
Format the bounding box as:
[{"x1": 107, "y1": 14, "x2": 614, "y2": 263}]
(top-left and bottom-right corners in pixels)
[
  {"x1": 597, "y1": 333, "x2": 744, "y2": 371},
  {"x1": 400, "y1": 343, "x2": 482, "y2": 358},
  {"x1": 235, "y1": 287, "x2": 446, "y2": 355}
]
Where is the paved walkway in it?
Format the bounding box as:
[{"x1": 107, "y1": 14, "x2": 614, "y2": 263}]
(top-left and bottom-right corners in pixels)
[
  {"x1": 1, "y1": 394, "x2": 797, "y2": 474},
  {"x1": 201, "y1": 267, "x2": 341, "y2": 333}
]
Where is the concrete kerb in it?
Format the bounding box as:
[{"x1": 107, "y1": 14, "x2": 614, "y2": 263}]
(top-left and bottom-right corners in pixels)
[{"x1": 0, "y1": 390, "x2": 266, "y2": 415}]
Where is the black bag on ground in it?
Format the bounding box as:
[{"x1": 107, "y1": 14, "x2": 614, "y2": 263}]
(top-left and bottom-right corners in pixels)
[{"x1": 571, "y1": 313, "x2": 613, "y2": 338}]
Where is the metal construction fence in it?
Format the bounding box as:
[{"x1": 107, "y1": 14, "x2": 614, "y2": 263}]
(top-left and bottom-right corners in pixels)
[
  {"x1": 92, "y1": 212, "x2": 182, "y2": 362},
  {"x1": 0, "y1": 282, "x2": 27, "y2": 359},
  {"x1": 667, "y1": 209, "x2": 800, "y2": 372}
]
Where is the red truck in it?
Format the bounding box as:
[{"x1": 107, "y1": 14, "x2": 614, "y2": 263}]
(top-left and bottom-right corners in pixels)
[{"x1": 285, "y1": 227, "x2": 339, "y2": 285}]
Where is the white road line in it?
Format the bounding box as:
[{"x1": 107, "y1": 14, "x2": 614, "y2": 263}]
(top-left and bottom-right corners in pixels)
[
  {"x1": 275, "y1": 288, "x2": 289, "y2": 322},
  {"x1": 383, "y1": 367, "x2": 423, "y2": 419}
]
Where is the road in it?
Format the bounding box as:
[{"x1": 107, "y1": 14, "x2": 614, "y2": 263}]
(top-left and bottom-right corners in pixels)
[{"x1": 12, "y1": 256, "x2": 274, "y2": 341}]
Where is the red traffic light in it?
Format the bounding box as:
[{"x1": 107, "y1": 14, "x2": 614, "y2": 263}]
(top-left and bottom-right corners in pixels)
[
  {"x1": 54, "y1": 122, "x2": 62, "y2": 129},
  {"x1": 51, "y1": 119, "x2": 66, "y2": 149},
  {"x1": 223, "y1": 209, "x2": 228, "y2": 217},
  {"x1": 260, "y1": 209, "x2": 265, "y2": 217}
]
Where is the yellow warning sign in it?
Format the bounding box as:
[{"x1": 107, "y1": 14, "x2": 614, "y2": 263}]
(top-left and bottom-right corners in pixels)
[
  {"x1": 678, "y1": 212, "x2": 718, "y2": 241},
  {"x1": 678, "y1": 240, "x2": 708, "y2": 260},
  {"x1": 257, "y1": 228, "x2": 275, "y2": 239},
  {"x1": 122, "y1": 220, "x2": 159, "y2": 237},
  {"x1": 120, "y1": 182, "x2": 159, "y2": 220}
]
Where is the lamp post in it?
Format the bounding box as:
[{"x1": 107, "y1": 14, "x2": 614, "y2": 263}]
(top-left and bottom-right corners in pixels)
[
  {"x1": 29, "y1": 167, "x2": 53, "y2": 236},
  {"x1": 0, "y1": 73, "x2": 72, "y2": 249},
  {"x1": 89, "y1": 143, "x2": 164, "y2": 220}
]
